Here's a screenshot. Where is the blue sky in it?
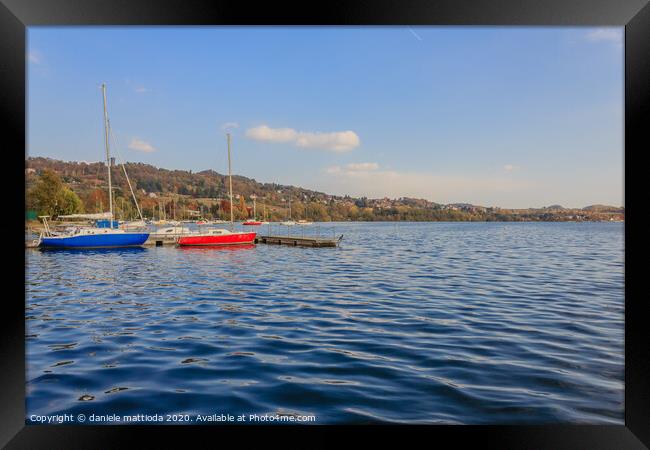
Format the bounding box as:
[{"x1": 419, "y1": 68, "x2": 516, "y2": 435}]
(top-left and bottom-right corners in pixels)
[{"x1": 28, "y1": 27, "x2": 623, "y2": 208}]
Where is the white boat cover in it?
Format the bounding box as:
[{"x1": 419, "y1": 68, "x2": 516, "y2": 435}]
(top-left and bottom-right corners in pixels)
[{"x1": 58, "y1": 212, "x2": 113, "y2": 220}]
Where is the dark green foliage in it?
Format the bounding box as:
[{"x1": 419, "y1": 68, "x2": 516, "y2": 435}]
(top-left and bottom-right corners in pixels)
[{"x1": 27, "y1": 169, "x2": 84, "y2": 217}]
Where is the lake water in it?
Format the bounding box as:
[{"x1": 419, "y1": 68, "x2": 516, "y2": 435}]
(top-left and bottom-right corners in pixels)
[{"x1": 25, "y1": 222, "x2": 624, "y2": 424}]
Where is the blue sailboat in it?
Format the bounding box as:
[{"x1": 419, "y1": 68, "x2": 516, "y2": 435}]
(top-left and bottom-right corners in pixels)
[
  {"x1": 39, "y1": 228, "x2": 149, "y2": 248},
  {"x1": 38, "y1": 84, "x2": 149, "y2": 249}
]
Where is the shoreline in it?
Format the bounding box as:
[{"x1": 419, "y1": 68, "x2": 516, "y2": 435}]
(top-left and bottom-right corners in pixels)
[{"x1": 25, "y1": 218, "x2": 624, "y2": 235}]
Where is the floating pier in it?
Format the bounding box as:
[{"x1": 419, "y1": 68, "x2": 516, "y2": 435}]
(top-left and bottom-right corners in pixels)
[
  {"x1": 143, "y1": 236, "x2": 179, "y2": 246},
  {"x1": 256, "y1": 235, "x2": 341, "y2": 247}
]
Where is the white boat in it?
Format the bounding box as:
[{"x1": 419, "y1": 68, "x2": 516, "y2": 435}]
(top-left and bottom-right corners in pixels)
[
  {"x1": 296, "y1": 220, "x2": 313, "y2": 225},
  {"x1": 120, "y1": 220, "x2": 147, "y2": 230},
  {"x1": 60, "y1": 212, "x2": 112, "y2": 220},
  {"x1": 150, "y1": 225, "x2": 191, "y2": 238},
  {"x1": 281, "y1": 197, "x2": 295, "y2": 226}
]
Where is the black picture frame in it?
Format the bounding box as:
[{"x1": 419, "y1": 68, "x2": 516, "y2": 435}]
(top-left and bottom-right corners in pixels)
[{"x1": 2, "y1": 0, "x2": 647, "y2": 447}]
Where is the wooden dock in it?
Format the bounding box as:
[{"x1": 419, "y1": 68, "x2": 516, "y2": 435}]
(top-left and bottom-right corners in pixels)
[{"x1": 256, "y1": 235, "x2": 341, "y2": 247}]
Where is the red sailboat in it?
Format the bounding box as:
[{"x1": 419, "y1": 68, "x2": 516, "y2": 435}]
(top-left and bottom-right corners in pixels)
[
  {"x1": 177, "y1": 228, "x2": 256, "y2": 246},
  {"x1": 177, "y1": 133, "x2": 257, "y2": 247},
  {"x1": 242, "y1": 196, "x2": 264, "y2": 225}
]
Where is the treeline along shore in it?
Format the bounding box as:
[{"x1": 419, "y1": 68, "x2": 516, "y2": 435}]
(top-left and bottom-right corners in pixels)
[{"x1": 25, "y1": 157, "x2": 624, "y2": 223}]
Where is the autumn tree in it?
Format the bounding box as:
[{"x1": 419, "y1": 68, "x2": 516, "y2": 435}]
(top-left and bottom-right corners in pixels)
[
  {"x1": 304, "y1": 202, "x2": 330, "y2": 221},
  {"x1": 27, "y1": 169, "x2": 83, "y2": 217},
  {"x1": 83, "y1": 188, "x2": 109, "y2": 213},
  {"x1": 239, "y1": 195, "x2": 246, "y2": 214},
  {"x1": 220, "y1": 199, "x2": 232, "y2": 214},
  {"x1": 291, "y1": 202, "x2": 305, "y2": 220}
]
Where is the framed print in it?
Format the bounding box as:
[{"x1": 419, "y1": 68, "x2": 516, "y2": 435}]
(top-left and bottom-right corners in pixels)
[{"x1": 2, "y1": 0, "x2": 648, "y2": 447}]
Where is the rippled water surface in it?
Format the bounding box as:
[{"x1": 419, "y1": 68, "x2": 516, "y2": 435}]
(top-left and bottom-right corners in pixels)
[{"x1": 26, "y1": 222, "x2": 624, "y2": 424}]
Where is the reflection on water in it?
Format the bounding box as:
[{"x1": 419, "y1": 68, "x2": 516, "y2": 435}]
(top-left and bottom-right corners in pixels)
[
  {"x1": 177, "y1": 244, "x2": 257, "y2": 252},
  {"x1": 37, "y1": 246, "x2": 148, "y2": 255},
  {"x1": 26, "y1": 222, "x2": 624, "y2": 424}
]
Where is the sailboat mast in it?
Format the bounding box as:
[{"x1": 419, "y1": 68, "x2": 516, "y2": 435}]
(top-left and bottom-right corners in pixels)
[
  {"x1": 227, "y1": 133, "x2": 234, "y2": 227},
  {"x1": 101, "y1": 83, "x2": 114, "y2": 227}
]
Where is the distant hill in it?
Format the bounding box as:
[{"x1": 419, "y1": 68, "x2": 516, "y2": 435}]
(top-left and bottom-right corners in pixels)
[
  {"x1": 26, "y1": 156, "x2": 337, "y2": 203},
  {"x1": 583, "y1": 204, "x2": 624, "y2": 213},
  {"x1": 25, "y1": 157, "x2": 625, "y2": 222}
]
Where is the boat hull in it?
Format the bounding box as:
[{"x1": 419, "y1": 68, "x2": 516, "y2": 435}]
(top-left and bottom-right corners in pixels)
[
  {"x1": 39, "y1": 232, "x2": 149, "y2": 249},
  {"x1": 177, "y1": 232, "x2": 257, "y2": 246},
  {"x1": 242, "y1": 221, "x2": 263, "y2": 226}
]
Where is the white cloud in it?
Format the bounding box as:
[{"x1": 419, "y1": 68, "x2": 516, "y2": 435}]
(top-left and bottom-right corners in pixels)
[
  {"x1": 134, "y1": 86, "x2": 149, "y2": 94},
  {"x1": 295, "y1": 130, "x2": 360, "y2": 152},
  {"x1": 346, "y1": 162, "x2": 379, "y2": 171},
  {"x1": 28, "y1": 51, "x2": 42, "y2": 64},
  {"x1": 325, "y1": 163, "x2": 383, "y2": 177},
  {"x1": 503, "y1": 164, "x2": 516, "y2": 172},
  {"x1": 247, "y1": 125, "x2": 297, "y2": 143},
  {"x1": 246, "y1": 124, "x2": 360, "y2": 153},
  {"x1": 220, "y1": 122, "x2": 240, "y2": 131},
  {"x1": 585, "y1": 28, "x2": 622, "y2": 44},
  {"x1": 128, "y1": 138, "x2": 156, "y2": 153},
  {"x1": 322, "y1": 163, "x2": 529, "y2": 206}
]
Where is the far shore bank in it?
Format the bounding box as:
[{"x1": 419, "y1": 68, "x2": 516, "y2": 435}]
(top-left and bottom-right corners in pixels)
[{"x1": 25, "y1": 218, "x2": 624, "y2": 232}]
